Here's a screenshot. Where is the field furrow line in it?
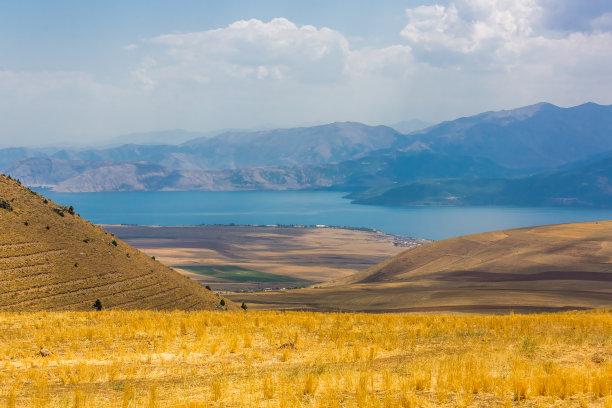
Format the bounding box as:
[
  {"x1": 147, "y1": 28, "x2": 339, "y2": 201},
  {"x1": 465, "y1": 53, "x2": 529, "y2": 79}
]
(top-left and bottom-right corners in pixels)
[
  {"x1": 0, "y1": 262, "x2": 51, "y2": 275},
  {"x1": 0, "y1": 248, "x2": 66, "y2": 261},
  {"x1": 0, "y1": 273, "x2": 156, "y2": 307}
]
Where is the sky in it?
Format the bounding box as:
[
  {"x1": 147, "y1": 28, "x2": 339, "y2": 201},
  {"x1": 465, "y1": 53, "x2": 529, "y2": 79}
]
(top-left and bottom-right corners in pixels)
[{"x1": 1, "y1": 0, "x2": 612, "y2": 146}]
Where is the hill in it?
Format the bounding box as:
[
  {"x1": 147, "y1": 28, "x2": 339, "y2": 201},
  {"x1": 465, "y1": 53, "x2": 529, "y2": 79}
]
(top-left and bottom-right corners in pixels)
[
  {"x1": 229, "y1": 221, "x2": 612, "y2": 312},
  {"x1": 0, "y1": 174, "x2": 232, "y2": 311},
  {"x1": 351, "y1": 155, "x2": 612, "y2": 207}
]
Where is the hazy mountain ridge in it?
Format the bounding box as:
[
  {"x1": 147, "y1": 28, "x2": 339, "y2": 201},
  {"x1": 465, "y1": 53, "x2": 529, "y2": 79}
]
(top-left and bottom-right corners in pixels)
[
  {"x1": 4, "y1": 102, "x2": 612, "y2": 208},
  {"x1": 398, "y1": 102, "x2": 612, "y2": 168},
  {"x1": 6, "y1": 152, "x2": 514, "y2": 193},
  {"x1": 48, "y1": 122, "x2": 405, "y2": 171}
]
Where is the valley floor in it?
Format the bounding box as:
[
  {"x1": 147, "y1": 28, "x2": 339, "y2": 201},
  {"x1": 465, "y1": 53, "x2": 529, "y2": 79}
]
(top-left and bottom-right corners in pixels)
[
  {"x1": 104, "y1": 224, "x2": 421, "y2": 291},
  {"x1": 1, "y1": 310, "x2": 611, "y2": 407}
]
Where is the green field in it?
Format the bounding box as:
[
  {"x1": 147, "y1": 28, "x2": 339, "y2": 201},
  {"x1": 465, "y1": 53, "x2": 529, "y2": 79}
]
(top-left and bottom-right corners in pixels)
[{"x1": 177, "y1": 265, "x2": 309, "y2": 283}]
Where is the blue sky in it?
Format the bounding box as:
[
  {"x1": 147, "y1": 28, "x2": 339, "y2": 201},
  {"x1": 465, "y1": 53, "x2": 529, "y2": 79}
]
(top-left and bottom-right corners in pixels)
[{"x1": 1, "y1": 0, "x2": 612, "y2": 145}]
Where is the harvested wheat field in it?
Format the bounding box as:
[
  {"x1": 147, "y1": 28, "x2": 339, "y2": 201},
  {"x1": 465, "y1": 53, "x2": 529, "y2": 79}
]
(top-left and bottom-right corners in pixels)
[{"x1": 1, "y1": 309, "x2": 611, "y2": 407}]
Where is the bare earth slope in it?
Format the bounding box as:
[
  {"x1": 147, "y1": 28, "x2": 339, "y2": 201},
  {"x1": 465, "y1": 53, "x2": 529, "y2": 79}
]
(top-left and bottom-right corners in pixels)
[
  {"x1": 0, "y1": 174, "x2": 232, "y2": 311},
  {"x1": 229, "y1": 221, "x2": 612, "y2": 312}
]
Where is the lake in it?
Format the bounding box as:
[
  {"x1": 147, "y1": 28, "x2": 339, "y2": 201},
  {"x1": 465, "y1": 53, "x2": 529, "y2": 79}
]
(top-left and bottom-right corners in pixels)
[{"x1": 38, "y1": 190, "x2": 612, "y2": 240}]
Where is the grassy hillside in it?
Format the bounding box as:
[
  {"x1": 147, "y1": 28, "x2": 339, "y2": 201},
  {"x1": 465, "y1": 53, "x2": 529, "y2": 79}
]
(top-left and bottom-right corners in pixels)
[
  {"x1": 229, "y1": 221, "x2": 612, "y2": 312},
  {"x1": 1, "y1": 309, "x2": 611, "y2": 407},
  {"x1": 0, "y1": 174, "x2": 232, "y2": 311}
]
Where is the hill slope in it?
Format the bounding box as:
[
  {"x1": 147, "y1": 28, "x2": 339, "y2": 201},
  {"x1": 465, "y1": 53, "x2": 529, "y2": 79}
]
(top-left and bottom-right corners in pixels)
[
  {"x1": 0, "y1": 174, "x2": 231, "y2": 311},
  {"x1": 229, "y1": 221, "x2": 612, "y2": 312}
]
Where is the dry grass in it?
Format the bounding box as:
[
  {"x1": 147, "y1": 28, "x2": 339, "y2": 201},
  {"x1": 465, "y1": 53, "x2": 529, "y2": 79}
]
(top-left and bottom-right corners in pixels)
[{"x1": 1, "y1": 309, "x2": 611, "y2": 407}]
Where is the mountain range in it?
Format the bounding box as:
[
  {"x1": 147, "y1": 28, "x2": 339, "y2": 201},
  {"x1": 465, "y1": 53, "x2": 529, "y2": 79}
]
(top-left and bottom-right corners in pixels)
[{"x1": 4, "y1": 102, "x2": 612, "y2": 207}]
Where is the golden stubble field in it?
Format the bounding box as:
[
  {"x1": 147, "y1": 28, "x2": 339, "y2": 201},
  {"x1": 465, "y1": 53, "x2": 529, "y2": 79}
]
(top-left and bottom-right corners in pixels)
[{"x1": 1, "y1": 310, "x2": 611, "y2": 407}]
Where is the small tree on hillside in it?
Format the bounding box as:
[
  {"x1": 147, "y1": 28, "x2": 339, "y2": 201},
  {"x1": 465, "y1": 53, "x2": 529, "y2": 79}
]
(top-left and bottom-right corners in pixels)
[
  {"x1": 93, "y1": 299, "x2": 103, "y2": 311},
  {"x1": 241, "y1": 302, "x2": 248, "y2": 311}
]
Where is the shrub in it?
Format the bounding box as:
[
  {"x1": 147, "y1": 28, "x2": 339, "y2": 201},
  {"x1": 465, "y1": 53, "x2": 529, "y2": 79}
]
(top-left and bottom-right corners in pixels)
[
  {"x1": 241, "y1": 302, "x2": 248, "y2": 311},
  {"x1": 205, "y1": 285, "x2": 212, "y2": 291},
  {"x1": 53, "y1": 206, "x2": 74, "y2": 217},
  {"x1": 111, "y1": 240, "x2": 118, "y2": 247},
  {"x1": 93, "y1": 299, "x2": 103, "y2": 311},
  {"x1": 24, "y1": 221, "x2": 29, "y2": 226},
  {"x1": 220, "y1": 299, "x2": 226, "y2": 307},
  {"x1": 0, "y1": 198, "x2": 12, "y2": 211}
]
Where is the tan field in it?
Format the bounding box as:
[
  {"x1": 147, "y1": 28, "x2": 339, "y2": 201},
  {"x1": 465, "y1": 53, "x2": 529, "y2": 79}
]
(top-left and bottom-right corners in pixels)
[
  {"x1": 105, "y1": 224, "x2": 420, "y2": 291},
  {"x1": 0, "y1": 174, "x2": 231, "y2": 311},
  {"x1": 227, "y1": 221, "x2": 612, "y2": 312},
  {"x1": 1, "y1": 309, "x2": 612, "y2": 407}
]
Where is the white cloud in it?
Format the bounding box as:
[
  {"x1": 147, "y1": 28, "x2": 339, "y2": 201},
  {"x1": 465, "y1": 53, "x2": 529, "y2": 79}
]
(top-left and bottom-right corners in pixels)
[
  {"x1": 591, "y1": 12, "x2": 612, "y2": 31},
  {"x1": 400, "y1": 0, "x2": 542, "y2": 68},
  {"x1": 135, "y1": 18, "x2": 351, "y2": 89}
]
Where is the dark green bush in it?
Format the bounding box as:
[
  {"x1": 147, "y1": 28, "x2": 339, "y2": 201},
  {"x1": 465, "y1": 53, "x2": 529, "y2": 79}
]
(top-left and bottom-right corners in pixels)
[{"x1": 0, "y1": 198, "x2": 12, "y2": 211}]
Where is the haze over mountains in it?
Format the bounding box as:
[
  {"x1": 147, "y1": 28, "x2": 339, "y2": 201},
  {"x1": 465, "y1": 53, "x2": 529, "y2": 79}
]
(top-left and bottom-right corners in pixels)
[{"x1": 4, "y1": 102, "x2": 612, "y2": 207}]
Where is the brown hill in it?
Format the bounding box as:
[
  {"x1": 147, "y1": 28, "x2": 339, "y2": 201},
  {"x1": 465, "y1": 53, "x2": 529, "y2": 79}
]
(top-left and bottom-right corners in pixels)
[
  {"x1": 229, "y1": 221, "x2": 612, "y2": 313},
  {"x1": 0, "y1": 174, "x2": 232, "y2": 311}
]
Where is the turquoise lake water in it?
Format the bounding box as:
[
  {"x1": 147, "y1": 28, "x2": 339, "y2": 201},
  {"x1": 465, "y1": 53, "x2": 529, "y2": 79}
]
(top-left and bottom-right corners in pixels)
[{"x1": 39, "y1": 190, "x2": 612, "y2": 241}]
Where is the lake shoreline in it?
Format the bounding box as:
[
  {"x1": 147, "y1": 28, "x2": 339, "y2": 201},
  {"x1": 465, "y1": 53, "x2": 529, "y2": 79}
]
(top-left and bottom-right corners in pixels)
[{"x1": 38, "y1": 189, "x2": 612, "y2": 240}]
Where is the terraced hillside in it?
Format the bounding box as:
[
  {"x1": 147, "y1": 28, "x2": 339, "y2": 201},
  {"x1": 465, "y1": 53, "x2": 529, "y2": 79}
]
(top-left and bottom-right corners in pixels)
[
  {"x1": 229, "y1": 221, "x2": 612, "y2": 312},
  {"x1": 0, "y1": 174, "x2": 232, "y2": 311}
]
